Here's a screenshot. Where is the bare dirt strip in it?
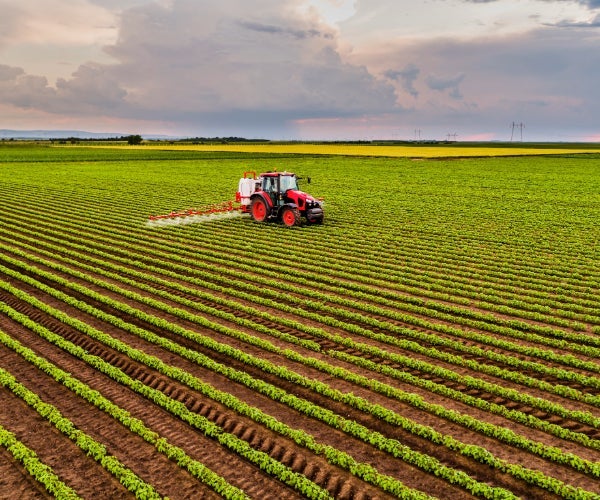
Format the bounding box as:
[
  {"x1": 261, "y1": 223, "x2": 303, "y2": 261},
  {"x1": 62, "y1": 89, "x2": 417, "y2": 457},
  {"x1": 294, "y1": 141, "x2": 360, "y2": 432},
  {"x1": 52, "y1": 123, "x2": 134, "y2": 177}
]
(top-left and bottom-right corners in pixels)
[{"x1": 0, "y1": 440, "x2": 54, "y2": 499}]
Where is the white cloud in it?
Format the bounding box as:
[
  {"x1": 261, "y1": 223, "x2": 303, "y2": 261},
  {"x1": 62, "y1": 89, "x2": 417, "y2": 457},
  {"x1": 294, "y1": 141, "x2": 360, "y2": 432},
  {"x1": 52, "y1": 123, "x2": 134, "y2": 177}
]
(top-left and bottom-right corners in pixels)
[
  {"x1": 339, "y1": 0, "x2": 594, "y2": 43},
  {"x1": 0, "y1": 0, "x2": 119, "y2": 82},
  {"x1": 0, "y1": 0, "x2": 117, "y2": 47},
  {"x1": 302, "y1": 0, "x2": 358, "y2": 24}
]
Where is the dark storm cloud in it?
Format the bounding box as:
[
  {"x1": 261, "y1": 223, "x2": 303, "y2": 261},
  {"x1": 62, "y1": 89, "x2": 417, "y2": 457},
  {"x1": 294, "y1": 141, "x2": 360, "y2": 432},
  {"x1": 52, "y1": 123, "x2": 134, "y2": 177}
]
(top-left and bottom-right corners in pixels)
[
  {"x1": 384, "y1": 64, "x2": 420, "y2": 98},
  {"x1": 238, "y1": 21, "x2": 334, "y2": 40},
  {"x1": 425, "y1": 73, "x2": 465, "y2": 100},
  {"x1": 372, "y1": 25, "x2": 600, "y2": 138},
  {"x1": 0, "y1": 64, "x2": 24, "y2": 80},
  {"x1": 0, "y1": 62, "x2": 127, "y2": 114},
  {"x1": 96, "y1": 0, "x2": 397, "y2": 125},
  {"x1": 551, "y1": 13, "x2": 600, "y2": 26}
]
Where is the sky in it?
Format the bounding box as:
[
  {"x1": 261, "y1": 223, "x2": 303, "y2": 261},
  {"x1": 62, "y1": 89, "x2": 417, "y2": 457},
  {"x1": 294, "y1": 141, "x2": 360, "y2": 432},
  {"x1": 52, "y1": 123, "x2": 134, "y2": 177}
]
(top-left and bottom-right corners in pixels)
[{"x1": 0, "y1": 0, "x2": 599, "y2": 141}]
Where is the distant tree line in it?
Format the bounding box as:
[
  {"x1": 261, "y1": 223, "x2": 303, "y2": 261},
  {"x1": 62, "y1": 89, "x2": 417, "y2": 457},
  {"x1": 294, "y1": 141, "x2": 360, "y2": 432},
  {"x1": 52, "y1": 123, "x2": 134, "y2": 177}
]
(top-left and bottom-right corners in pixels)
[
  {"x1": 48, "y1": 135, "x2": 143, "y2": 144},
  {"x1": 45, "y1": 135, "x2": 271, "y2": 145},
  {"x1": 179, "y1": 137, "x2": 271, "y2": 144}
]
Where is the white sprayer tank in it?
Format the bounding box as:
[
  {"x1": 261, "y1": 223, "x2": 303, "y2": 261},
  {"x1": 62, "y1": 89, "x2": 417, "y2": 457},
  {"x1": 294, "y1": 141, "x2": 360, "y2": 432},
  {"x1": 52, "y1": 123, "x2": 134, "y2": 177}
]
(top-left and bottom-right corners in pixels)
[{"x1": 237, "y1": 177, "x2": 257, "y2": 206}]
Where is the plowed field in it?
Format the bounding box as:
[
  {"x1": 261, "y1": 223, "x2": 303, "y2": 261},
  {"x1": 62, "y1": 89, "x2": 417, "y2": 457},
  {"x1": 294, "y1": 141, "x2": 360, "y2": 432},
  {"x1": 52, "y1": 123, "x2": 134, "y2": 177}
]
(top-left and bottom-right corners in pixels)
[{"x1": 1, "y1": 144, "x2": 599, "y2": 499}]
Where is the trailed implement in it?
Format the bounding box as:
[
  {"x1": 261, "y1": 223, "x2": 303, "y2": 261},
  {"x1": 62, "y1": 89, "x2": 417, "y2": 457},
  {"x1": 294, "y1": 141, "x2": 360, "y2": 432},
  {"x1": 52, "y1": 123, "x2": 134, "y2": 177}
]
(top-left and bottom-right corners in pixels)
[{"x1": 149, "y1": 170, "x2": 323, "y2": 227}]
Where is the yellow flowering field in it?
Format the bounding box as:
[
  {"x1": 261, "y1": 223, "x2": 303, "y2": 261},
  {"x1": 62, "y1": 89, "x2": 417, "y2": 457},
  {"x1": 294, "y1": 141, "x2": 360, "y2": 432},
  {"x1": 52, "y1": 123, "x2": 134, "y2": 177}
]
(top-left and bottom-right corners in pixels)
[{"x1": 132, "y1": 142, "x2": 599, "y2": 157}]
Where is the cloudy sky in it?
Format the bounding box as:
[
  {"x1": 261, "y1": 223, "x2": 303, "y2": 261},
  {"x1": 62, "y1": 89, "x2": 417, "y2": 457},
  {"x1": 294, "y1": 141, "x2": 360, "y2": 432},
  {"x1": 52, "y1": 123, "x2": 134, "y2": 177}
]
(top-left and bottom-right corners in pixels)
[{"x1": 1, "y1": 0, "x2": 599, "y2": 140}]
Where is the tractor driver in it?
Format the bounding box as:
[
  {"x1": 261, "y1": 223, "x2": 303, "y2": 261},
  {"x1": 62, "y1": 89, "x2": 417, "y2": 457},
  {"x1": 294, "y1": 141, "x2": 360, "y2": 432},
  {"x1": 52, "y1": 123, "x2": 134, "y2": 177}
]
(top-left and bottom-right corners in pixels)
[{"x1": 264, "y1": 176, "x2": 275, "y2": 193}]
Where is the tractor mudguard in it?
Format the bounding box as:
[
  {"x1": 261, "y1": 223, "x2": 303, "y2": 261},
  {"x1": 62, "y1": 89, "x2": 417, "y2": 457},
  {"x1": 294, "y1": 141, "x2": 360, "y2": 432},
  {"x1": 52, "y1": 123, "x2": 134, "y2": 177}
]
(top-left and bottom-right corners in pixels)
[
  {"x1": 276, "y1": 202, "x2": 298, "y2": 215},
  {"x1": 249, "y1": 192, "x2": 275, "y2": 222},
  {"x1": 279, "y1": 203, "x2": 301, "y2": 227},
  {"x1": 250, "y1": 192, "x2": 273, "y2": 208}
]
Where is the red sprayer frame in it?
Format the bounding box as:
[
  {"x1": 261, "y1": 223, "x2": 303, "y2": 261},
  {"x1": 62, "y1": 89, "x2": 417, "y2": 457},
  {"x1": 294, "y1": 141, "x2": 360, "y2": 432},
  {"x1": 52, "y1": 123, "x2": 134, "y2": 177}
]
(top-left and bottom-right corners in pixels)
[
  {"x1": 148, "y1": 200, "x2": 238, "y2": 221},
  {"x1": 149, "y1": 171, "x2": 259, "y2": 222}
]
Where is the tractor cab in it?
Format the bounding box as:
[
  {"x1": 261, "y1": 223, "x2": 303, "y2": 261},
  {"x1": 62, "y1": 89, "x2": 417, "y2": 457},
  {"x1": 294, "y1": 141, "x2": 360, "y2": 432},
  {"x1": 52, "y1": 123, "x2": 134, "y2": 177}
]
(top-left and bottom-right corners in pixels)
[
  {"x1": 237, "y1": 170, "x2": 324, "y2": 226},
  {"x1": 261, "y1": 172, "x2": 299, "y2": 206}
]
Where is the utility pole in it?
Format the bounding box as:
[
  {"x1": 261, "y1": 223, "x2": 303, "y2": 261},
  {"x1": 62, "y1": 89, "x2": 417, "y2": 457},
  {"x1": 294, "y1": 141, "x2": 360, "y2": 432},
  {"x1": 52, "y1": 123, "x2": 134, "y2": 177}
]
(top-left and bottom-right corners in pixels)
[{"x1": 511, "y1": 122, "x2": 524, "y2": 142}]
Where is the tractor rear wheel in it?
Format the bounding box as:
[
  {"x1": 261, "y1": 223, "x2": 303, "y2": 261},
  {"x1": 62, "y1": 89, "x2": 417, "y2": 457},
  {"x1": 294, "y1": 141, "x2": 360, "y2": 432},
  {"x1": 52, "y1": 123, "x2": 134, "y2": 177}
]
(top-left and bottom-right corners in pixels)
[
  {"x1": 250, "y1": 198, "x2": 268, "y2": 222},
  {"x1": 281, "y1": 206, "x2": 301, "y2": 227}
]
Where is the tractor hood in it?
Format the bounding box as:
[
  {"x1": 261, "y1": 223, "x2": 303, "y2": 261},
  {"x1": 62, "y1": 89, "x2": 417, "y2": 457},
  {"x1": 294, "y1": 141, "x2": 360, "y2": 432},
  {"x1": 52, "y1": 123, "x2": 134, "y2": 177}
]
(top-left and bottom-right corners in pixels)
[
  {"x1": 286, "y1": 190, "x2": 321, "y2": 205},
  {"x1": 284, "y1": 188, "x2": 324, "y2": 224},
  {"x1": 285, "y1": 189, "x2": 321, "y2": 210}
]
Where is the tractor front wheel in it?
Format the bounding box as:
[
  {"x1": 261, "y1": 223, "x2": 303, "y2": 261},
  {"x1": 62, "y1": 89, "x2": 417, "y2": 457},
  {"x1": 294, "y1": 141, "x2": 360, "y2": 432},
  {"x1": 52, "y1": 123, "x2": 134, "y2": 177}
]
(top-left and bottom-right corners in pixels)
[
  {"x1": 250, "y1": 198, "x2": 268, "y2": 222},
  {"x1": 281, "y1": 206, "x2": 301, "y2": 227}
]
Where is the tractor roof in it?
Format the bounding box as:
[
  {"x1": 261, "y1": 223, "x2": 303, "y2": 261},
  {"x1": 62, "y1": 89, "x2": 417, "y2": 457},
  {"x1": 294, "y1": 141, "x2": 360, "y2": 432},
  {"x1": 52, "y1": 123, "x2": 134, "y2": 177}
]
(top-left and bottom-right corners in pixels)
[{"x1": 260, "y1": 171, "x2": 295, "y2": 177}]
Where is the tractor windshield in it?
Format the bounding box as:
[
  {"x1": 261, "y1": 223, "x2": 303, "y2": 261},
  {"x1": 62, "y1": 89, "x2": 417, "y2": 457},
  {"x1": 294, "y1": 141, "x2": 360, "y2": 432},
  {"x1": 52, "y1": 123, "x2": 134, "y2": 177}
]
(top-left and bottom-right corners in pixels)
[{"x1": 280, "y1": 175, "x2": 298, "y2": 192}]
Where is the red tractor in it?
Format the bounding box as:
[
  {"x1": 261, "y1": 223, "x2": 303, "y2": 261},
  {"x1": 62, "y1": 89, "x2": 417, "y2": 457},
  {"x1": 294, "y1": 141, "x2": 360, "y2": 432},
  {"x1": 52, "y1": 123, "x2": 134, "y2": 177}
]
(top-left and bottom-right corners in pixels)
[{"x1": 236, "y1": 171, "x2": 324, "y2": 227}]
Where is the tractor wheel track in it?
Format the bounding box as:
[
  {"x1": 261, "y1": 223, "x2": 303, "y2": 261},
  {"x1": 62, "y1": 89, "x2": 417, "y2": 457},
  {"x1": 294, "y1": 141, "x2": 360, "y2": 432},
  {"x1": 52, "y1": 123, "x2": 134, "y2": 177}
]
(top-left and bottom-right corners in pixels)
[
  {"x1": 4, "y1": 247, "x2": 600, "y2": 454},
  {"x1": 3, "y1": 273, "x2": 596, "y2": 498},
  {"x1": 62, "y1": 260, "x2": 600, "y2": 442},
  {"x1": 0, "y1": 275, "x2": 493, "y2": 498},
  {"x1": 153, "y1": 279, "x2": 600, "y2": 438}
]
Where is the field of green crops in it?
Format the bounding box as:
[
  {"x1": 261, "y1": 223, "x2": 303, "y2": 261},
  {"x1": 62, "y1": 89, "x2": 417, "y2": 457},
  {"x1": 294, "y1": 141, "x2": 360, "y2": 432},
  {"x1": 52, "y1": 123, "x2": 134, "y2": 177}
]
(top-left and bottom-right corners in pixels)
[{"x1": 1, "y1": 143, "x2": 600, "y2": 499}]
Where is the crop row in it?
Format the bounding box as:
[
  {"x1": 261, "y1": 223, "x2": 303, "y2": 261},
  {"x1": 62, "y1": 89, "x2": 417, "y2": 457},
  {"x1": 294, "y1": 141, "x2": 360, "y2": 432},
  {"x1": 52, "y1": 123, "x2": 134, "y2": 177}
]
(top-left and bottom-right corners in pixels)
[
  {"x1": 0, "y1": 271, "x2": 481, "y2": 498},
  {"x1": 1, "y1": 260, "x2": 598, "y2": 497},
  {"x1": 7, "y1": 178, "x2": 599, "y2": 288},
  {"x1": 0, "y1": 366, "x2": 163, "y2": 499},
  {"x1": 0, "y1": 283, "x2": 445, "y2": 499},
  {"x1": 5, "y1": 229, "x2": 600, "y2": 443},
  {"x1": 3, "y1": 202, "x2": 599, "y2": 355},
  {"x1": 3, "y1": 231, "x2": 600, "y2": 421},
  {"x1": 4, "y1": 230, "x2": 600, "y2": 432},
  {"x1": 6, "y1": 235, "x2": 600, "y2": 446},
  {"x1": 2, "y1": 149, "x2": 599, "y2": 500},
  {"x1": 2, "y1": 187, "x2": 599, "y2": 328},
  {"x1": 0, "y1": 423, "x2": 81, "y2": 499},
  {"x1": 0, "y1": 300, "x2": 341, "y2": 500},
  {"x1": 0, "y1": 330, "x2": 250, "y2": 499},
  {"x1": 4, "y1": 196, "x2": 599, "y2": 335}
]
